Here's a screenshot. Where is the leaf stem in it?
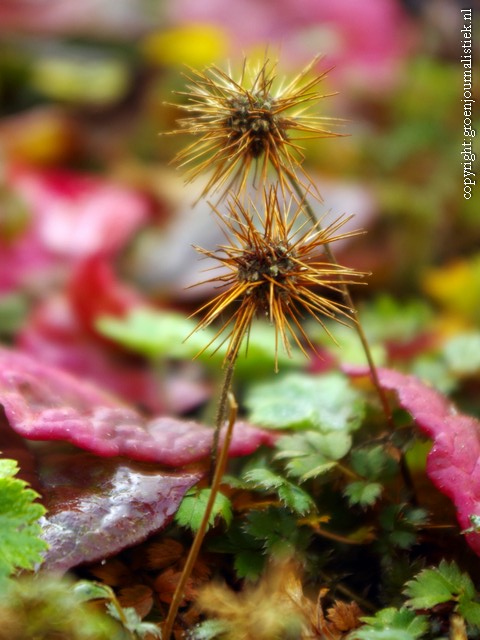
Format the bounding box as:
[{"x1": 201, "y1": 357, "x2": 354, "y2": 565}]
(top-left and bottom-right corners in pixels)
[
  {"x1": 162, "y1": 356, "x2": 238, "y2": 640},
  {"x1": 287, "y1": 174, "x2": 393, "y2": 429}
]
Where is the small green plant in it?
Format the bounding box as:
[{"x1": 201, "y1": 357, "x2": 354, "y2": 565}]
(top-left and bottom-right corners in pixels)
[{"x1": 0, "y1": 457, "x2": 48, "y2": 584}]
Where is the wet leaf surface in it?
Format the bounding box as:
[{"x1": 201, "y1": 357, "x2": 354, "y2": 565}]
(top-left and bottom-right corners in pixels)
[
  {"x1": 0, "y1": 347, "x2": 275, "y2": 465},
  {"x1": 38, "y1": 449, "x2": 201, "y2": 573}
]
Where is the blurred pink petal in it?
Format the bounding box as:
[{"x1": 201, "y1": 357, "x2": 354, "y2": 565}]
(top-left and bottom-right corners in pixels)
[
  {"x1": 0, "y1": 0, "x2": 158, "y2": 36},
  {"x1": 0, "y1": 165, "x2": 150, "y2": 293},
  {"x1": 17, "y1": 258, "x2": 209, "y2": 415},
  {"x1": 169, "y1": 0, "x2": 413, "y2": 85},
  {"x1": 0, "y1": 347, "x2": 276, "y2": 466}
]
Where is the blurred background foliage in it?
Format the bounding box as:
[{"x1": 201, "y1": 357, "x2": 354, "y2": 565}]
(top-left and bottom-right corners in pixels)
[{"x1": 0, "y1": 0, "x2": 479, "y2": 392}]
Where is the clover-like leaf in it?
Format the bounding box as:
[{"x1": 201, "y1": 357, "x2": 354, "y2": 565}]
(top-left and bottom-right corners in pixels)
[
  {"x1": 245, "y1": 372, "x2": 365, "y2": 431},
  {"x1": 275, "y1": 430, "x2": 352, "y2": 481},
  {"x1": 344, "y1": 481, "x2": 383, "y2": 508}
]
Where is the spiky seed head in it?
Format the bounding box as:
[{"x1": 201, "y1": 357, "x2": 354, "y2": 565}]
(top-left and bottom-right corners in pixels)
[
  {"x1": 168, "y1": 55, "x2": 343, "y2": 202},
  {"x1": 189, "y1": 186, "x2": 366, "y2": 370}
]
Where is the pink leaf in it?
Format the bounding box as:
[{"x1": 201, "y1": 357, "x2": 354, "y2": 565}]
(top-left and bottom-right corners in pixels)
[
  {"x1": 347, "y1": 366, "x2": 480, "y2": 556},
  {"x1": 16, "y1": 256, "x2": 209, "y2": 415},
  {"x1": 0, "y1": 348, "x2": 275, "y2": 466},
  {"x1": 37, "y1": 450, "x2": 201, "y2": 573},
  {"x1": 0, "y1": 165, "x2": 150, "y2": 293}
]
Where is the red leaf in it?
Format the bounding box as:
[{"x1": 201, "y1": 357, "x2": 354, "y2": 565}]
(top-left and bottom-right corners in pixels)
[
  {"x1": 37, "y1": 449, "x2": 201, "y2": 572},
  {"x1": 0, "y1": 165, "x2": 150, "y2": 293},
  {"x1": 0, "y1": 348, "x2": 275, "y2": 466},
  {"x1": 347, "y1": 366, "x2": 480, "y2": 556},
  {"x1": 68, "y1": 256, "x2": 139, "y2": 336}
]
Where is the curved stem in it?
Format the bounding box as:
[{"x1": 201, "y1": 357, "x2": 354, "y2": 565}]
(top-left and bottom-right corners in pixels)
[
  {"x1": 162, "y1": 356, "x2": 238, "y2": 640},
  {"x1": 288, "y1": 175, "x2": 393, "y2": 429}
]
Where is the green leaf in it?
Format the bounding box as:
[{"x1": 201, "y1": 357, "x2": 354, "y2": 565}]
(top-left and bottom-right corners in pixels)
[
  {"x1": 73, "y1": 581, "x2": 114, "y2": 603},
  {"x1": 189, "y1": 619, "x2": 231, "y2": 640},
  {"x1": 353, "y1": 607, "x2": 429, "y2": 640},
  {"x1": 344, "y1": 481, "x2": 383, "y2": 508},
  {"x1": 376, "y1": 505, "x2": 428, "y2": 554},
  {"x1": 97, "y1": 308, "x2": 215, "y2": 360},
  {"x1": 244, "y1": 506, "x2": 311, "y2": 558},
  {"x1": 175, "y1": 488, "x2": 232, "y2": 532},
  {"x1": 442, "y1": 332, "x2": 480, "y2": 376},
  {"x1": 245, "y1": 372, "x2": 365, "y2": 431},
  {"x1": 0, "y1": 458, "x2": 48, "y2": 582},
  {"x1": 359, "y1": 296, "x2": 433, "y2": 344},
  {"x1": 404, "y1": 560, "x2": 476, "y2": 610},
  {"x1": 458, "y1": 598, "x2": 480, "y2": 628},
  {"x1": 275, "y1": 430, "x2": 352, "y2": 481},
  {"x1": 106, "y1": 602, "x2": 161, "y2": 638},
  {"x1": 208, "y1": 522, "x2": 265, "y2": 581},
  {"x1": 350, "y1": 446, "x2": 398, "y2": 481},
  {"x1": 98, "y1": 309, "x2": 301, "y2": 378},
  {"x1": 310, "y1": 320, "x2": 386, "y2": 367},
  {"x1": 243, "y1": 468, "x2": 315, "y2": 515},
  {"x1": 234, "y1": 549, "x2": 266, "y2": 581}
]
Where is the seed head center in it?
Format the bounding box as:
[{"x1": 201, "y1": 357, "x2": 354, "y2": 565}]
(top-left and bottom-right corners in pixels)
[
  {"x1": 237, "y1": 241, "x2": 295, "y2": 287},
  {"x1": 228, "y1": 94, "x2": 285, "y2": 157}
]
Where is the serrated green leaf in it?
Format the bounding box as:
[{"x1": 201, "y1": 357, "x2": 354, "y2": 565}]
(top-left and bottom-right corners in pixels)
[
  {"x1": 275, "y1": 430, "x2": 352, "y2": 481},
  {"x1": 350, "y1": 446, "x2": 398, "y2": 480},
  {"x1": 276, "y1": 482, "x2": 314, "y2": 515},
  {"x1": 245, "y1": 372, "x2": 365, "y2": 431},
  {"x1": 175, "y1": 488, "x2": 232, "y2": 532},
  {"x1": 344, "y1": 481, "x2": 383, "y2": 508},
  {"x1": 0, "y1": 458, "x2": 48, "y2": 581},
  {"x1": 354, "y1": 607, "x2": 429, "y2": 640},
  {"x1": 234, "y1": 549, "x2": 266, "y2": 581},
  {"x1": 404, "y1": 561, "x2": 475, "y2": 610},
  {"x1": 208, "y1": 522, "x2": 265, "y2": 581},
  {"x1": 377, "y1": 505, "x2": 428, "y2": 554},
  {"x1": 244, "y1": 506, "x2": 310, "y2": 558},
  {"x1": 458, "y1": 598, "x2": 480, "y2": 627},
  {"x1": 243, "y1": 468, "x2": 284, "y2": 490},
  {"x1": 243, "y1": 468, "x2": 314, "y2": 515}
]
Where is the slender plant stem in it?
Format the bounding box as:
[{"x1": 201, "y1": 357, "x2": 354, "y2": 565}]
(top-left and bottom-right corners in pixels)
[
  {"x1": 162, "y1": 357, "x2": 238, "y2": 640},
  {"x1": 209, "y1": 358, "x2": 237, "y2": 481},
  {"x1": 288, "y1": 175, "x2": 393, "y2": 429}
]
